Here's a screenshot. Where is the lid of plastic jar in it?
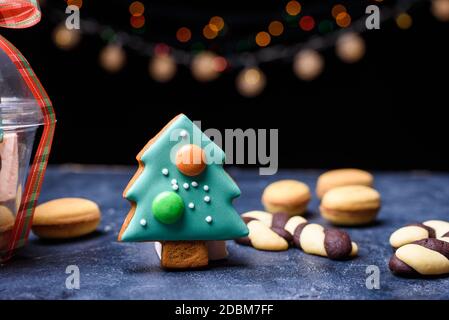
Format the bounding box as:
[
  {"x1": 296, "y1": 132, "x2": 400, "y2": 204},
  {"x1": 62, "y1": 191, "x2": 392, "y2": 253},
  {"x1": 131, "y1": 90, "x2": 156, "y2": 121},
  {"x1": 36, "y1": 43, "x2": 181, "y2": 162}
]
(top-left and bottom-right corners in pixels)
[
  {"x1": 0, "y1": 47, "x2": 44, "y2": 131},
  {"x1": 0, "y1": 97, "x2": 44, "y2": 130}
]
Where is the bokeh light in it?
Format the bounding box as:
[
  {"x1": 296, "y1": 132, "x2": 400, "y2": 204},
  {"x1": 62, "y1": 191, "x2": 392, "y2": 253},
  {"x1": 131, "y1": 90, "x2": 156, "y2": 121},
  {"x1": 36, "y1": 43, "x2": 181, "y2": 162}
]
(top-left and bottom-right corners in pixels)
[
  {"x1": 268, "y1": 21, "x2": 284, "y2": 36},
  {"x1": 53, "y1": 25, "x2": 81, "y2": 50},
  {"x1": 213, "y1": 56, "x2": 228, "y2": 72},
  {"x1": 191, "y1": 52, "x2": 220, "y2": 82},
  {"x1": 203, "y1": 25, "x2": 218, "y2": 39},
  {"x1": 332, "y1": 4, "x2": 346, "y2": 18},
  {"x1": 130, "y1": 15, "x2": 145, "y2": 29},
  {"x1": 396, "y1": 13, "x2": 413, "y2": 29},
  {"x1": 176, "y1": 27, "x2": 192, "y2": 43},
  {"x1": 336, "y1": 33, "x2": 365, "y2": 63},
  {"x1": 293, "y1": 49, "x2": 324, "y2": 81},
  {"x1": 255, "y1": 31, "x2": 271, "y2": 47},
  {"x1": 286, "y1": 1, "x2": 302, "y2": 16},
  {"x1": 67, "y1": 0, "x2": 82, "y2": 8},
  {"x1": 319, "y1": 20, "x2": 334, "y2": 34},
  {"x1": 149, "y1": 54, "x2": 177, "y2": 83},
  {"x1": 99, "y1": 44, "x2": 126, "y2": 73},
  {"x1": 154, "y1": 43, "x2": 170, "y2": 56},
  {"x1": 299, "y1": 16, "x2": 315, "y2": 31},
  {"x1": 209, "y1": 16, "x2": 225, "y2": 32},
  {"x1": 236, "y1": 68, "x2": 266, "y2": 97},
  {"x1": 129, "y1": 1, "x2": 144, "y2": 17},
  {"x1": 432, "y1": 0, "x2": 449, "y2": 21},
  {"x1": 336, "y1": 12, "x2": 352, "y2": 28}
]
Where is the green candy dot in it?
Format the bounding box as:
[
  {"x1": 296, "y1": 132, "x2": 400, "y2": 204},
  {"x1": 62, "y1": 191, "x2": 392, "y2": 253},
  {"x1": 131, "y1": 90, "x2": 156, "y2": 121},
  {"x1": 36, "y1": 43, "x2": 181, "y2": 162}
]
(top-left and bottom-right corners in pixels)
[{"x1": 152, "y1": 191, "x2": 184, "y2": 224}]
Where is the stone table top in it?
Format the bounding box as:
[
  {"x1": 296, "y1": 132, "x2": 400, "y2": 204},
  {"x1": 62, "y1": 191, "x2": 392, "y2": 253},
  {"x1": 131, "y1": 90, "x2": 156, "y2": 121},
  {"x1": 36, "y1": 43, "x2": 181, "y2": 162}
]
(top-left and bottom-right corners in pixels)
[{"x1": 2, "y1": 166, "x2": 449, "y2": 300}]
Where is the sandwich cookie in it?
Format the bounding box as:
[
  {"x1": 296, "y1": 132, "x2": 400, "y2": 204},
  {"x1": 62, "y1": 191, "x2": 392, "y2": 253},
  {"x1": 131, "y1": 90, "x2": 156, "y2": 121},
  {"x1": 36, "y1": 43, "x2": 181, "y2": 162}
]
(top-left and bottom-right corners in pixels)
[
  {"x1": 320, "y1": 185, "x2": 381, "y2": 226},
  {"x1": 32, "y1": 198, "x2": 101, "y2": 239},
  {"x1": 262, "y1": 180, "x2": 311, "y2": 217}
]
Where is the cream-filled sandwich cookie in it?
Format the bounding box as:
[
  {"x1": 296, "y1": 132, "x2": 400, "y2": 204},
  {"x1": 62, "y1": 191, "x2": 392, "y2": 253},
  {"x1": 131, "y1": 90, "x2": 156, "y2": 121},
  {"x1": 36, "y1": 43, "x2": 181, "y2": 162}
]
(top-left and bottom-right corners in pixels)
[
  {"x1": 320, "y1": 185, "x2": 381, "y2": 226},
  {"x1": 316, "y1": 168, "x2": 373, "y2": 199},
  {"x1": 32, "y1": 198, "x2": 101, "y2": 239}
]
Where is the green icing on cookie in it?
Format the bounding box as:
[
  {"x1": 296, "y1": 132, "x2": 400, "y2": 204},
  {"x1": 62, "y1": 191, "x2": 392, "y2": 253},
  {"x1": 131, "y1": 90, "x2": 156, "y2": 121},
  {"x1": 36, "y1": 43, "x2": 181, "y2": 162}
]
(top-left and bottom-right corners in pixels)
[
  {"x1": 120, "y1": 114, "x2": 249, "y2": 242},
  {"x1": 152, "y1": 191, "x2": 184, "y2": 224}
]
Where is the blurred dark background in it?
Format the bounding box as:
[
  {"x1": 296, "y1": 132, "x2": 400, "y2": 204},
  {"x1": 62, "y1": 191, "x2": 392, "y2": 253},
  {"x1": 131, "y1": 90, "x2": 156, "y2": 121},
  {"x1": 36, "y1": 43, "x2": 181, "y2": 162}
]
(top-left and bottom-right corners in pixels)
[{"x1": 2, "y1": 0, "x2": 449, "y2": 170}]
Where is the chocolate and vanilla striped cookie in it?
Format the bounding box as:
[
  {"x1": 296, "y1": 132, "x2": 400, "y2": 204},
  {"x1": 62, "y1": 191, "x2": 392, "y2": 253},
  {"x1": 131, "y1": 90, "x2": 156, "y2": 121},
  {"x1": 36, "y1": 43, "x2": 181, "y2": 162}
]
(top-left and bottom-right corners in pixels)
[
  {"x1": 236, "y1": 211, "x2": 358, "y2": 260},
  {"x1": 235, "y1": 211, "x2": 294, "y2": 251},
  {"x1": 389, "y1": 220, "x2": 449, "y2": 249},
  {"x1": 389, "y1": 238, "x2": 449, "y2": 277}
]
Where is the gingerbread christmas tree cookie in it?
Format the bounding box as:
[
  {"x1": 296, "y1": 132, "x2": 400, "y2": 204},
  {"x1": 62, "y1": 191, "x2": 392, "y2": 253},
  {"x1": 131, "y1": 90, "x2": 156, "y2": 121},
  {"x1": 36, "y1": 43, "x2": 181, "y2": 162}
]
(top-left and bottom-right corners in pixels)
[{"x1": 118, "y1": 114, "x2": 248, "y2": 269}]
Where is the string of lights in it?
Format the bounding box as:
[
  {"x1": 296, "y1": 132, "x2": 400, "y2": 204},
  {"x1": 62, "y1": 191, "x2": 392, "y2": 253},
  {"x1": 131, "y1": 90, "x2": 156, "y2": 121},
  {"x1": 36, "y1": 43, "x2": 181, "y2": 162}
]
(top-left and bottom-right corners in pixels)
[{"x1": 51, "y1": 0, "x2": 449, "y2": 97}]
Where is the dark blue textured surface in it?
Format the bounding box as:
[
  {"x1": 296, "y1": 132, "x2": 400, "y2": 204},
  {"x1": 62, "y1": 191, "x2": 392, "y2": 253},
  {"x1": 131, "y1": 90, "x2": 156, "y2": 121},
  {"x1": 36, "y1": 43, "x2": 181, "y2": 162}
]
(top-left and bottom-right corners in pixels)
[{"x1": 2, "y1": 166, "x2": 449, "y2": 300}]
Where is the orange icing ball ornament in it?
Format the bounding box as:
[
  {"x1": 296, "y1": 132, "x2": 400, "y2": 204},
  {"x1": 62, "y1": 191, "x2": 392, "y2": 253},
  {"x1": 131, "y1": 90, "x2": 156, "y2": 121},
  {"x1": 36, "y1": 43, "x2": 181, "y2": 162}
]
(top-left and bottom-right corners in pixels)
[{"x1": 176, "y1": 144, "x2": 207, "y2": 176}]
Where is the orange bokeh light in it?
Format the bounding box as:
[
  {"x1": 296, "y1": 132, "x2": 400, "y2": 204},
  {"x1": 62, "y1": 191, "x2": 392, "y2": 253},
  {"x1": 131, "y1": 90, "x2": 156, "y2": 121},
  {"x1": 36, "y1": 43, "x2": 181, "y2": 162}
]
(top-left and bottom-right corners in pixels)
[
  {"x1": 129, "y1": 1, "x2": 145, "y2": 17},
  {"x1": 209, "y1": 16, "x2": 225, "y2": 32},
  {"x1": 336, "y1": 12, "x2": 352, "y2": 28},
  {"x1": 67, "y1": 0, "x2": 83, "y2": 8},
  {"x1": 396, "y1": 13, "x2": 413, "y2": 29},
  {"x1": 255, "y1": 31, "x2": 271, "y2": 47},
  {"x1": 203, "y1": 25, "x2": 218, "y2": 39},
  {"x1": 176, "y1": 27, "x2": 192, "y2": 43},
  {"x1": 268, "y1": 21, "x2": 284, "y2": 36},
  {"x1": 286, "y1": 1, "x2": 301, "y2": 16},
  {"x1": 331, "y1": 4, "x2": 346, "y2": 19}
]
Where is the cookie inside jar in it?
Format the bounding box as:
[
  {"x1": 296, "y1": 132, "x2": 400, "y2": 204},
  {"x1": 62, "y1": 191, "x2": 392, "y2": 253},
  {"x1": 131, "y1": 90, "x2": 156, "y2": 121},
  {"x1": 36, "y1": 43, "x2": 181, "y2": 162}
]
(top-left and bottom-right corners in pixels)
[{"x1": 0, "y1": 97, "x2": 43, "y2": 257}]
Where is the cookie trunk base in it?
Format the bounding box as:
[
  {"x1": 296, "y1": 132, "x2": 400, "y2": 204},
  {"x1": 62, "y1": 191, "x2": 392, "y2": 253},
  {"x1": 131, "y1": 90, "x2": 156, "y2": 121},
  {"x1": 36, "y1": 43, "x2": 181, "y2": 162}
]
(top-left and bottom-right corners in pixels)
[{"x1": 161, "y1": 241, "x2": 209, "y2": 269}]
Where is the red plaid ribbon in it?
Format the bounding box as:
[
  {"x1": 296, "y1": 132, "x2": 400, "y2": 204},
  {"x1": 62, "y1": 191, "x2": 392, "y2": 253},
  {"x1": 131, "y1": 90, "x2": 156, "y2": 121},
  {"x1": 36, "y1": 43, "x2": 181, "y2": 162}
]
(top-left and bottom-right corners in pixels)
[
  {"x1": 0, "y1": 1, "x2": 55, "y2": 261},
  {"x1": 0, "y1": 0, "x2": 41, "y2": 28}
]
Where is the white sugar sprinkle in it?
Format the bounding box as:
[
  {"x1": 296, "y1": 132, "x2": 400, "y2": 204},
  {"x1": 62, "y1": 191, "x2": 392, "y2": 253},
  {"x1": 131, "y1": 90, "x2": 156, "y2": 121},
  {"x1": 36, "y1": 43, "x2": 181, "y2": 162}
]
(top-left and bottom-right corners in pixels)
[
  {"x1": 188, "y1": 203, "x2": 195, "y2": 209},
  {"x1": 140, "y1": 219, "x2": 147, "y2": 227},
  {"x1": 172, "y1": 184, "x2": 179, "y2": 191},
  {"x1": 191, "y1": 181, "x2": 198, "y2": 187},
  {"x1": 171, "y1": 179, "x2": 177, "y2": 185},
  {"x1": 205, "y1": 216, "x2": 212, "y2": 223},
  {"x1": 180, "y1": 130, "x2": 188, "y2": 138},
  {"x1": 203, "y1": 185, "x2": 209, "y2": 192},
  {"x1": 204, "y1": 196, "x2": 211, "y2": 203},
  {"x1": 161, "y1": 168, "x2": 169, "y2": 176},
  {"x1": 183, "y1": 183, "x2": 190, "y2": 190}
]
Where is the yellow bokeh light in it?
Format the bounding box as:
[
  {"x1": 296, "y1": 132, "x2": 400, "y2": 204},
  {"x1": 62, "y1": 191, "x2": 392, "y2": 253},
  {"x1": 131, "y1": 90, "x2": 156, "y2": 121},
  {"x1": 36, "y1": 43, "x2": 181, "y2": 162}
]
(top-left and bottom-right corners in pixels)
[
  {"x1": 255, "y1": 31, "x2": 271, "y2": 47},
  {"x1": 176, "y1": 27, "x2": 192, "y2": 43},
  {"x1": 396, "y1": 13, "x2": 413, "y2": 29},
  {"x1": 268, "y1": 21, "x2": 284, "y2": 36},
  {"x1": 336, "y1": 12, "x2": 351, "y2": 28},
  {"x1": 203, "y1": 25, "x2": 218, "y2": 39},
  {"x1": 332, "y1": 4, "x2": 346, "y2": 18},
  {"x1": 129, "y1": 1, "x2": 145, "y2": 17},
  {"x1": 209, "y1": 16, "x2": 225, "y2": 32},
  {"x1": 286, "y1": 1, "x2": 301, "y2": 16}
]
